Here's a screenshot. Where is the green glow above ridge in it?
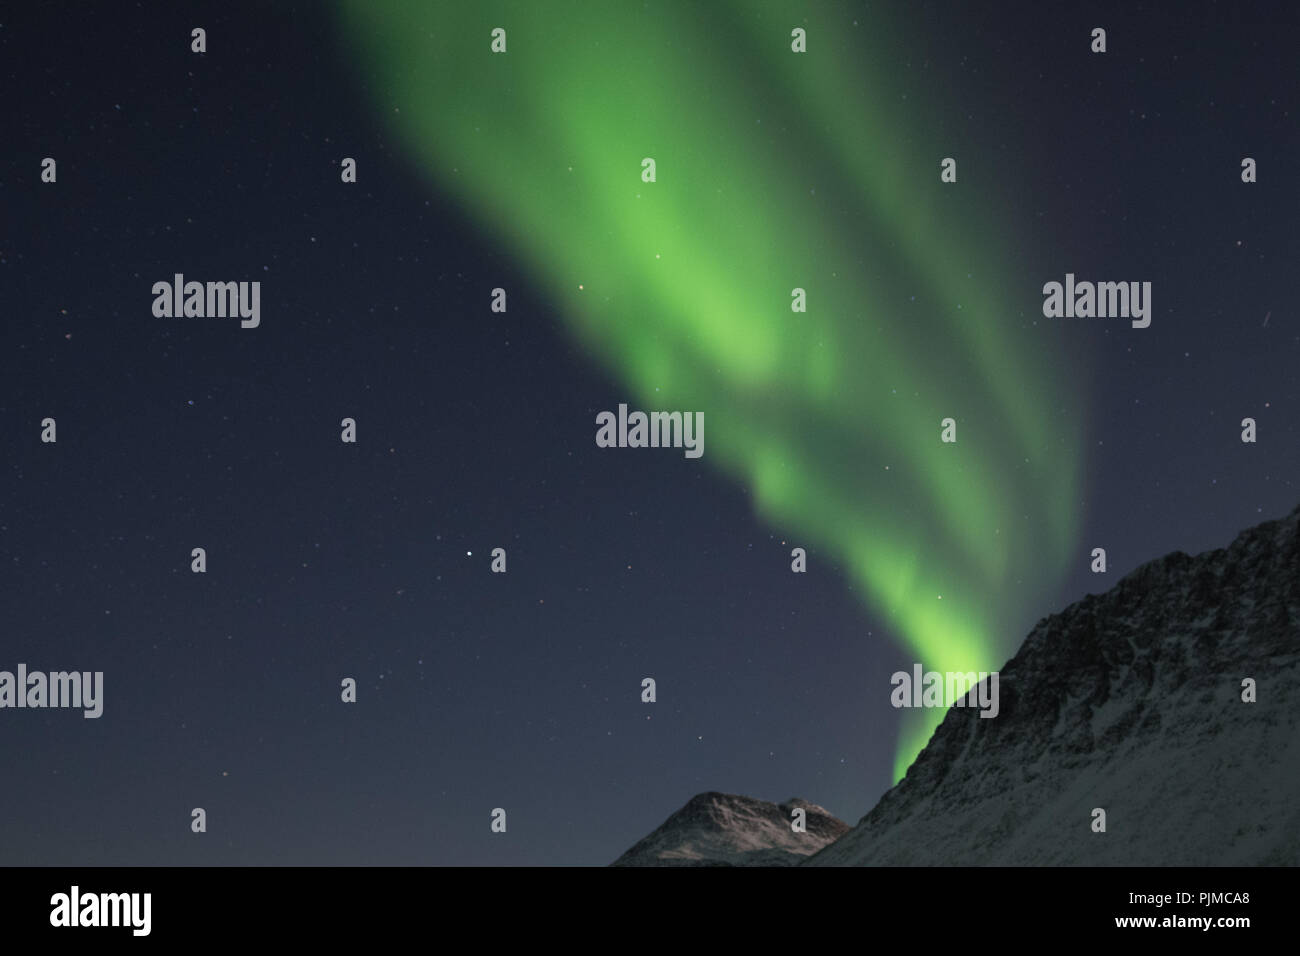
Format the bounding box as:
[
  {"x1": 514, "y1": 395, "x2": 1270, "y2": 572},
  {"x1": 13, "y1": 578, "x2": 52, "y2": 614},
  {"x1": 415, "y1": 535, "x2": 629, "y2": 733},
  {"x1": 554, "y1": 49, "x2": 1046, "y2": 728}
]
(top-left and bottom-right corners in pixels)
[{"x1": 338, "y1": 0, "x2": 1085, "y2": 785}]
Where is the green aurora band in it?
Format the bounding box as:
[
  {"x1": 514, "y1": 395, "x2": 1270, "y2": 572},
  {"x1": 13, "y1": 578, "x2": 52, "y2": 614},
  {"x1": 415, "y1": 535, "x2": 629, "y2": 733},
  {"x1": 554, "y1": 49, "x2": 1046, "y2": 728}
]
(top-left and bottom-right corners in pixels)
[{"x1": 340, "y1": 0, "x2": 1084, "y2": 783}]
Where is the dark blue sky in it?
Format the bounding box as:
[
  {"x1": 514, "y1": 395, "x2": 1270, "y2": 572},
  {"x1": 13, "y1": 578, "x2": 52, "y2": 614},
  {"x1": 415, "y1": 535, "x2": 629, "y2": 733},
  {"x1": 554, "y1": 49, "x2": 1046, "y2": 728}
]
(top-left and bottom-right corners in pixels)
[{"x1": 2, "y1": 1, "x2": 1297, "y2": 865}]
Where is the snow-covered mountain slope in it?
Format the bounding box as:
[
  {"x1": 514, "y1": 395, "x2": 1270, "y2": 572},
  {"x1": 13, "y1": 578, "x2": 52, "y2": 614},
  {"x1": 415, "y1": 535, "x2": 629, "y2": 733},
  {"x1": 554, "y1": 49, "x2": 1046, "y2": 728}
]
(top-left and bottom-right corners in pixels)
[
  {"x1": 611, "y1": 792, "x2": 849, "y2": 866},
  {"x1": 806, "y1": 504, "x2": 1300, "y2": 865}
]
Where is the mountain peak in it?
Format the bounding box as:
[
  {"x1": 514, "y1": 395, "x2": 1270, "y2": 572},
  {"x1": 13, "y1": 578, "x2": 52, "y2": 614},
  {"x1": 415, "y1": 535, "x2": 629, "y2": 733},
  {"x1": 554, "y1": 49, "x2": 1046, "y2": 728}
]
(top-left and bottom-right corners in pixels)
[
  {"x1": 805, "y1": 504, "x2": 1300, "y2": 865},
  {"x1": 611, "y1": 791, "x2": 848, "y2": 866}
]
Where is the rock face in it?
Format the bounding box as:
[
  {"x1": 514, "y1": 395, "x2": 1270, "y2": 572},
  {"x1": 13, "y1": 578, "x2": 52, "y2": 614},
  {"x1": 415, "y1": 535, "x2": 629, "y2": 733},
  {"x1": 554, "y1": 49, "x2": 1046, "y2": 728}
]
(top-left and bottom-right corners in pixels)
[
  {"x1": 611, "y1": 792, "x2": 849, "y2": 866},
  {"x1": 806, "y1": 504, "x2": 1300, "y2": 866}
]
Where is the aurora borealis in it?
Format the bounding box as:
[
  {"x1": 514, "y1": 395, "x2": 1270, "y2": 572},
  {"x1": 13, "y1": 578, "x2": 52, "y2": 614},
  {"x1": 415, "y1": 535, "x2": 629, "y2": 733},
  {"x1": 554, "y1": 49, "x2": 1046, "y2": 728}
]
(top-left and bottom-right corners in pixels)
[
  {"x1": 340, "y1": 0, "x2": 1085, "y2": 779},
  {"x1": 5, "y1": 0, "x2": 1298, "y2": 876}
]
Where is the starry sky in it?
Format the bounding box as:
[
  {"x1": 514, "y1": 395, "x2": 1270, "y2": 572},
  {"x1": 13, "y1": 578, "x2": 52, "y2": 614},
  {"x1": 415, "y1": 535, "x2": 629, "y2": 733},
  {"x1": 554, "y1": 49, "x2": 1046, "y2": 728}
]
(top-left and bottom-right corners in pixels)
[{"x1": 2, "y1": 0, "x2": 1297, "y2": 866}]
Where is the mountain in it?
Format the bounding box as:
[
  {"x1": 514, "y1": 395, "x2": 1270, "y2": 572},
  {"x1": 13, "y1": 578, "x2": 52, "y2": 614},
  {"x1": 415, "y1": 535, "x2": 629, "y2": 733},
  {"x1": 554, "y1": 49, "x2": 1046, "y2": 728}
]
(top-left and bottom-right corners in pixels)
[
  {"x1": 806, "y1": 504, "x2": 1300, "y2": 865},
  {"x1": 610, "y1": 792, "x2": 849, "y2": 866}
]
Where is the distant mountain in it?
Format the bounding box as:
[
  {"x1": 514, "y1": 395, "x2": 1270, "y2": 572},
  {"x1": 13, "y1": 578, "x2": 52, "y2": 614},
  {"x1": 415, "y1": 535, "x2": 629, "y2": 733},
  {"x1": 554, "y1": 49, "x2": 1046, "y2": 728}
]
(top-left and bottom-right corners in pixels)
[
  {"x1": 806, "y1": 504, "x2": 1300, "y2": 865},
  {"x1": 611, "y1": 792, "x2": 849, "y2": 866}
]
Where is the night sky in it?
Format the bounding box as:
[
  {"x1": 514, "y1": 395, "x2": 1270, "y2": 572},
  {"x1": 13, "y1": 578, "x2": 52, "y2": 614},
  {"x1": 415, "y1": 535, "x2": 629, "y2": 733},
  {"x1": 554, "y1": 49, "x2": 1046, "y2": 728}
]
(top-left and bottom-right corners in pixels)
[{"x1": 3, "y1": 1, "x2": 1298, "y2": 866}]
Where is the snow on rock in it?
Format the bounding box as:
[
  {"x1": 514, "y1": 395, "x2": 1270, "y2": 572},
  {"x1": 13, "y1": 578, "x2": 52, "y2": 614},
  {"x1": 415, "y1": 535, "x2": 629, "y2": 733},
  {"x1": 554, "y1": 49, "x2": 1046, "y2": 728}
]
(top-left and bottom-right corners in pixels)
[
  {"x1": 806, "y1": 503, "x2": 1300, "y2": 865},
  {"x1": 611, "y1": 792, "x2": 849, "y2": 866}
]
